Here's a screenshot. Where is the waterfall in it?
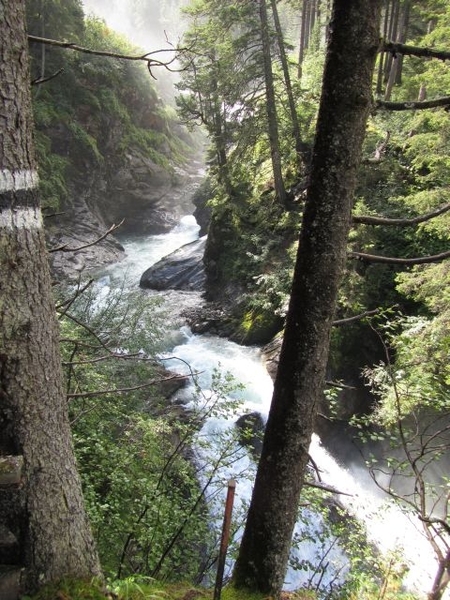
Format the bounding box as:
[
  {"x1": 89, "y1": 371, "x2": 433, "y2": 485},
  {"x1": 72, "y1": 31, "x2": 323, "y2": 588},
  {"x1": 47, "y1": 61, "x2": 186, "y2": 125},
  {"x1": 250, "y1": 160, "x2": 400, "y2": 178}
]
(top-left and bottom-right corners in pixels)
[{"x1": 101, "y1": 214, "x2": 443, "y2": 599}]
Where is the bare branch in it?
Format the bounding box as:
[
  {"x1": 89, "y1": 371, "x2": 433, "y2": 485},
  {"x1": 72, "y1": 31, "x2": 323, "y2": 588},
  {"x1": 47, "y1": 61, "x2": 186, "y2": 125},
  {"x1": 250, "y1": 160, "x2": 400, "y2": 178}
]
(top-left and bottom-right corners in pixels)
[
  {"x1": 49, "y1": 220, "x2": 124, "y2": 253},
  {"x1": 353, "y1": 203, "x2": 450, "y2": 226},
  {"x1": 333, "y1": 308, "x2": 381, "y2": 326},
  {"x1": 32, "y1": 67, "x2": 64, "y2": 86},
  {"x1": 305, "y1": 480, "x2": 352, "y2": 497},
  {"x1": 62, "y1": 352, "x2": 158, "y2": 367},
  {"x1": 56, "y1": 278, "x2": 95, "y2": 315},
  {"x1": 43, "y1": 210, "x2": 66, "y2": 219},
  {"x1": 382, "y1": 41, "x2": 450, "y2": 62},
  {"x1": 28, "y1": 34, "x2": 187, "y2": 78},
  {"x1": 66, "y1": 373, "x2": 191, "y2": 400},
  {"x1": 349, "y1": 249, "x2": 450, "y2": 265},
  {"x1": 60, "y1": 311, "x2": 112, "y2": 353},
  {"x1": 325, "y1": 380, "x2": 357, "y2": 390},
  {"x1": 375, "y1": 96, "x2": 450, "y2": 111}
]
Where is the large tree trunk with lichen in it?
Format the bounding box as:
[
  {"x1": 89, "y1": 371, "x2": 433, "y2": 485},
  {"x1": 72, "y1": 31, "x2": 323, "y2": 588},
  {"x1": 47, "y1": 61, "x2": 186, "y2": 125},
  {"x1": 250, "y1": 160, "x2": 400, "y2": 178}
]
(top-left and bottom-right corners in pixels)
[
  {"x1": 0, "y1": 1, "x2": 100, "y2": 595},
  {"x1": 233, "y1": 0, "x2": 381, "y2": 595}
]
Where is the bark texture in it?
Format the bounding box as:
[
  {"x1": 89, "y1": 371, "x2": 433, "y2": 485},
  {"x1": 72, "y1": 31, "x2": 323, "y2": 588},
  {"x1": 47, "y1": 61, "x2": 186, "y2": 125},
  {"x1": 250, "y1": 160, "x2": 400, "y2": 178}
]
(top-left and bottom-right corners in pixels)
[
  {"x1": 0, "y1": 0, "x2": 100, "y2": 593},
  {"x1": 233, "y1": 0, "x2": 381, "y2": 594}
]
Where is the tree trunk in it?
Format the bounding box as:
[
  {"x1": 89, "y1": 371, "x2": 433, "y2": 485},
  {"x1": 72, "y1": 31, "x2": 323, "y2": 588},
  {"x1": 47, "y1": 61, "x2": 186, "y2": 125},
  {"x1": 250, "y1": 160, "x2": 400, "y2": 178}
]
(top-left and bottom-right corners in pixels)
[
  {"x1": 0, "y1": 0, "x2": 101, "y2": 594},
  {"x1": 377, "y1": 2, "x2": 391, "y2": 94},
  {"x1": 394, "y1": 0, "x2": 410, "y2": 85},
  {"x1": 384, "y1": 0, "x2": 409, "y2": 100},
  {"x1": 269, "y1": 0, "x2": 309, "y2": 167},
  {"x1": 233, "y1": 0, "x2": 381, "y2": 595},
  {"x1": 297, "y1": 0, "x2": 308, "y2": 79},
  {"x1": 258, "y1": 0, "x2": 286, "y2": 208},
  {"x1": 384, "y1": 0, "x2": 400, "y2": 96}
]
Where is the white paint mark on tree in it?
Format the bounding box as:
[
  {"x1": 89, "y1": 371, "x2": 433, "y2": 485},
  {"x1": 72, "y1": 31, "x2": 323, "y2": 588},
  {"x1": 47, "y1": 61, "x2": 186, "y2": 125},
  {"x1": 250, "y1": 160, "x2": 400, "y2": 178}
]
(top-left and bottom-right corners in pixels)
[
  {"x1": 0, "y1": 169, "x2": 39, "y2": 193},
  {"x1": 0, "y1": 207, "x2": 43, "y2": 229}
]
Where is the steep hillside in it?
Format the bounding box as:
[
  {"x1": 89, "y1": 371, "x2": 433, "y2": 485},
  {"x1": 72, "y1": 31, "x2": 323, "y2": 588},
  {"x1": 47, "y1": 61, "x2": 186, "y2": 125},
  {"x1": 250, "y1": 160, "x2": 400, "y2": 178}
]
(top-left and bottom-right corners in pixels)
[{"x1": 27, "y1": 1, "x2": 201, "y2": 278}]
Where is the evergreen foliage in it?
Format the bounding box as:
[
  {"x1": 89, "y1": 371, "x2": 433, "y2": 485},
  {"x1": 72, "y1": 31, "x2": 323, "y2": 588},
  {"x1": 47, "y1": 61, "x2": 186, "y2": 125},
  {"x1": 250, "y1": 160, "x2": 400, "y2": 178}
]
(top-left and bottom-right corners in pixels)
[
  {"x1": 22, "y1": 0, "x2": 450, "y2": 595},
  {"x1": 26, "y1": 0, "x2": 192, "y2": 211},
  {"x1": 56, "y1": 280, "x2": 251, "y2": 583}
]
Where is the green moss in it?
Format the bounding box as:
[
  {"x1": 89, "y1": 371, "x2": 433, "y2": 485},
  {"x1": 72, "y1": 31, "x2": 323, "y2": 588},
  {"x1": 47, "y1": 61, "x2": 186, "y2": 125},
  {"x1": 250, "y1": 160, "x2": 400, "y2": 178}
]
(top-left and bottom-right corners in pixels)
[
  {"x1": 23, "y1": 578, "x2": 108, "y2": 600},
  {"x1": 24, "y1": 579, "x2": 206, "y2": 600},
  {"x1": 221, "y1": 586, "x2": 268, "y2": 600},
  {"x1": 68, "y1": 122, "x2": 103, "y2": 164},
  {"x1": 221, "y1": 586, "x2": 317, "y2": 600},
  {"x1": 234, "y1": 308, "x2": 283, "y2": 345},
  {"x1": 34, "y1": 131, "x2": 69, "y2": 211}
]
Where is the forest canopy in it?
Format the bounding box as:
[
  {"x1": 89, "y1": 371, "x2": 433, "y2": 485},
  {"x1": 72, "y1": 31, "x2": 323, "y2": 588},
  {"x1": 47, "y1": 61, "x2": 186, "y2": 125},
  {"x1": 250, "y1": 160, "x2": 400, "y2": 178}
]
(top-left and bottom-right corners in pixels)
[{"x1": 1, "y1": 1, "x2": 450, "y2": 599}]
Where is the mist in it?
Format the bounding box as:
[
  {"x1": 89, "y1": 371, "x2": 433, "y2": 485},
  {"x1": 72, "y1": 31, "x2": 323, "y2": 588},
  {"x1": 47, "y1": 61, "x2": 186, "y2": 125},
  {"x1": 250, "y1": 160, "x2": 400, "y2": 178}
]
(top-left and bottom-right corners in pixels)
[
  {"x1": 81, "y1": 0, "x2": 187, "y2": 50},
  {"x1": 81, "y1": 0, "x2": 189, "y2": 101}
]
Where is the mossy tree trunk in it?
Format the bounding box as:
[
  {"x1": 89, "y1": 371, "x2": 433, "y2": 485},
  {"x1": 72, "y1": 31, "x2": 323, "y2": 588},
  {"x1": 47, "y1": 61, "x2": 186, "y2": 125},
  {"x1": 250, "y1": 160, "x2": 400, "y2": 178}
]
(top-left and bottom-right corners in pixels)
[
  {"x1": 233, "y1": 0, "x2": 381, "y2": 595},
  {"x1": 0, "y1": 0, "x2": 100, "y2": 593}
]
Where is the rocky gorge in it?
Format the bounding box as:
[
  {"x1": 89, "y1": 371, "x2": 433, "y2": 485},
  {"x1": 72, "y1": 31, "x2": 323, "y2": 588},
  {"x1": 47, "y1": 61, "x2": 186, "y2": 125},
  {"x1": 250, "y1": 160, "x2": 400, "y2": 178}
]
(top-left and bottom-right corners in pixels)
[{"x1": 46, "y1": 153, "x2": 205, "y2": 280}]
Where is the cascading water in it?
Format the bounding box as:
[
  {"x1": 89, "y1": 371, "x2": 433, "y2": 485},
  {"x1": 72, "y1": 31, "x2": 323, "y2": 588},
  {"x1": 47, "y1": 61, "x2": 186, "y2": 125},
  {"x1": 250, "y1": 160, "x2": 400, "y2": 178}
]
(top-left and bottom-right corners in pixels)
[{"x1": 100, "y1": 213, "x2": 444, "y2": 599}]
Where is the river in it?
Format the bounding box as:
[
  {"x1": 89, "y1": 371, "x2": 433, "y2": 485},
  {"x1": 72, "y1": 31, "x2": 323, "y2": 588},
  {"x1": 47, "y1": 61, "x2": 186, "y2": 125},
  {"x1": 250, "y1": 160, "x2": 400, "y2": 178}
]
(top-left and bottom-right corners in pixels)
[{"x1": 99, "y1": 212, "x2": 442, "y2": 598}]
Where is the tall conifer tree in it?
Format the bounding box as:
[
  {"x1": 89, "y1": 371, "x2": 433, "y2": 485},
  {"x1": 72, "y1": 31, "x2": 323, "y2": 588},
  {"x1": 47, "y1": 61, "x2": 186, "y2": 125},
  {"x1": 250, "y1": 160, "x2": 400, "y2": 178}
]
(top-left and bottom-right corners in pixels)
[{"x1": 0, "y1": 0, "x2": 100, "y2": 593}]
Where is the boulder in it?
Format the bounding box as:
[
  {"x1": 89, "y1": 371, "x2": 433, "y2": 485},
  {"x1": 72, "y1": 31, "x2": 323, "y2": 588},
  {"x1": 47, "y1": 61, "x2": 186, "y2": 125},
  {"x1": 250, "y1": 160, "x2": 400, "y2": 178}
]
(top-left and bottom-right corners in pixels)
[
  {"x1": 140, "y1": 237, "x2": 206, "y2": 291},
  {"x1": 235, "y1": 411, "x2": 265, "y2": 460}
]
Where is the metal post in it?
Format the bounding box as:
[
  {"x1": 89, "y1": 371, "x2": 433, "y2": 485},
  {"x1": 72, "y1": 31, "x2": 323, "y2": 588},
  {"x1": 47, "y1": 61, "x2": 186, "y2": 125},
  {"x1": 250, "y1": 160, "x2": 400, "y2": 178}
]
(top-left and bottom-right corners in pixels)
[{"x1": 213, "y1": 479, "x2": 236, "y2": 600}]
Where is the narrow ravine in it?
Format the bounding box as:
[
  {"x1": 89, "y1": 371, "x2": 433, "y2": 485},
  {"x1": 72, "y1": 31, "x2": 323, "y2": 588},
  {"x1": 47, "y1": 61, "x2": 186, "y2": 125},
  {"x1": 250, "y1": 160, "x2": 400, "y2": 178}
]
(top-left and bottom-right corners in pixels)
[{"x1": 98, "y1": 210, "x2": 441, "y2": 598}]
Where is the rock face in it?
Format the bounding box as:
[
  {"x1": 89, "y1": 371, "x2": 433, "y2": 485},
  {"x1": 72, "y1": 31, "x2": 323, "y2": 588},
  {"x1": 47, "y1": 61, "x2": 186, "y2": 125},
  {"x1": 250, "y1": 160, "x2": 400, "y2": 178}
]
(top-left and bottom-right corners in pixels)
[
  {"x1": 261, "y1": 333, "x2": 283, "y2": 380},
  {"x1": 46, "y1": 155, "x2": 205, "y2": 281},
  {"x1": 140, "y1": 237, "x2": 207, "y2": 291},
  {"x1": 191, "y1": 177, "x2": 212, "y2": 236},
  {"x1": 38, "y1": 60, "x2": 206, "y2": 282},
  {"x1": 47, "y1": 196, "x2": 126, "y2": 281},
  {"x1": 103, "y1": 155, "x2": 206, "y2": 236}
]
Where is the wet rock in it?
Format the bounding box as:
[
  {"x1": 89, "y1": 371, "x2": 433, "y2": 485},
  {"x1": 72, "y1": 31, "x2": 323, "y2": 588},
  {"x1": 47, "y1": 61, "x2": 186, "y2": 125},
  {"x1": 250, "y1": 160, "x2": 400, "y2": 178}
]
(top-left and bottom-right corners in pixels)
[
  {"x1": 48, "y1": 223, "x2": 125, "y2": 281},
  {"x1": 184, "y1": 302, "x2": 235, "y2": 337},
  {"x1": 261, "y1": 333, "x2": 283, "y2": 380},
  {"x1": 235, "y1": 411, "x2": 265, "y2": 461},
  {"x1": 47, "y1": 150, "x2": 206, "y2": 281},
  {"x1": 140, "y1": 237, "x2": 206, "y2": 291}
]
